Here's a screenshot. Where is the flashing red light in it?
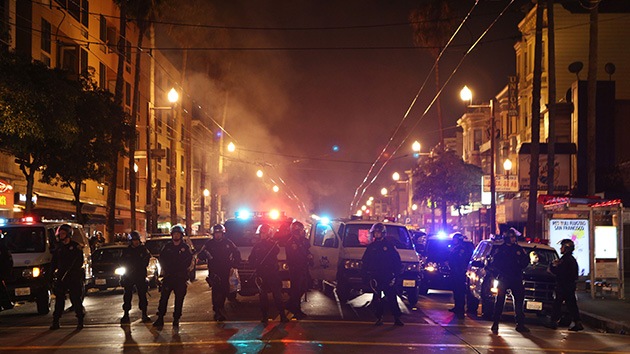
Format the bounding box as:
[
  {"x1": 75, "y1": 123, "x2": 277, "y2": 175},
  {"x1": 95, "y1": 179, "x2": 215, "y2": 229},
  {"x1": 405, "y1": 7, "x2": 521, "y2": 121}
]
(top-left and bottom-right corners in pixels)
[
  {"x1": 524, "y1": 237, "x2": 549, "y2": 245},
  {"x1": 268, "y1": 209, "x2": 280, "y2": 220},
  {"x1": 22, "y1": 216, "x2": 35, "y2": 223}
]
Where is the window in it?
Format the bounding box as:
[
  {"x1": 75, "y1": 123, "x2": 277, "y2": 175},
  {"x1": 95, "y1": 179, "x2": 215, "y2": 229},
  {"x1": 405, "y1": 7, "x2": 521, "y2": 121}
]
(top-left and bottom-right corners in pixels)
[
  {"x1": 125, "y1": 82, "x2": 131, "y2": 107},
  {"x1": 124, "y1": 167, "x2": 129, "y2": 190},
  {"x1": 81, "y1": 183, "x2": 86, "y2": 192},
  {"x1": 41, "y1": 19, "x2": 51, "y2": 54},
  {"x1": 57, "y1": 0, "x2": 88, "y2": 27},
  {"x1": 473, "y1": 129, "x2": 482, "y2": 151},
  {"x1": 180, "y1": 155, "x2": 184, "y2": 173},
  {"x1": 180, "y1": 186, "x2": 184, "y2": 202},
  {"x1": 99, "y1": 14, "x2": 107, "y2": 52},
  {"x1": 165, "y1": 182, "x2": 170, "y2": 201},
  {"x1": 313, "y1": 223, "x2": 337, "y2": 248},
  {"x1": 99, "y1": 62, "x2": 106, "y2": 89}
]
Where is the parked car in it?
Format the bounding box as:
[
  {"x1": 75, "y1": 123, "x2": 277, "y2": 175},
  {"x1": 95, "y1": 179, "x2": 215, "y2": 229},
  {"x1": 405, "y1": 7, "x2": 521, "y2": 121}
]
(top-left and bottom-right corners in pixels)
[
  {"x1": 466, "y1": 237, "x2": 559, "y2": 320},
  {"x1": 308, "y1": 218, "x2": 421, "y2": 306},
  {"x1": 418, "y1": 234, "x2": 474, "y2": 295},
  {"x1": 0, "y1": 217, "x2": 92, "y2": 315},
  {"x1": 90, "y1": 243, "x2": 160, "y2": 291}
]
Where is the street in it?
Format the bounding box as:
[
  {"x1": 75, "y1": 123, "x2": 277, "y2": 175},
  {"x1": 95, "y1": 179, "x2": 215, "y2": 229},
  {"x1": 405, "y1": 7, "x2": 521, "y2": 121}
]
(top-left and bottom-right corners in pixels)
[{"x1": 0, "y1": 271, "x2": 628, "y2": 354}]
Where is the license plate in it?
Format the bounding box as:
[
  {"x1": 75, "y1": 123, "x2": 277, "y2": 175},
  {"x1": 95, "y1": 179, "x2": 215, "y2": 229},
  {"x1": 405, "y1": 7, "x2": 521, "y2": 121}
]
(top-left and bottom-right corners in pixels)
[
  {"x1": 526, "y1": 301, "x2": 543, "y2": 311},
  {"x1": 282, "y1": 280, "x2": 291, "y2": 289},
  {"x1": 402, "y1": 279, "x2": 416, "y2": 287},
  {"x1": 95, "y1": 278, "x2": 107, "y2": 285},
  {"x1": 15, "y1": 287, "x2": 30, "y2": 296}
]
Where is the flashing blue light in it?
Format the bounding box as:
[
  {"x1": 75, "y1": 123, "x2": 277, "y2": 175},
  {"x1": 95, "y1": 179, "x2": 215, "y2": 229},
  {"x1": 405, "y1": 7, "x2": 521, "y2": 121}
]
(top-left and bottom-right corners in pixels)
[
  {"x1": 0, "y1": 218, "x2": 5, "y2": 225},
  {"x1": 332, "y1": 145, "x2": 339, "y2": 152},
  {"x1": 320, "y1": 217, "x2": 331, "y2": 225},
  {"x1": 436, "y1": 231, "x2": 448, "y2": 239},
  {"x1": 413, "y1": 152, "x2": 420, "y2": 158},
  {"x1": 236, "y1": 209, "x2": 251, "y2": 220},
  {"x1": 215, "y1": 131, "x2": 223, "y2": 138}
]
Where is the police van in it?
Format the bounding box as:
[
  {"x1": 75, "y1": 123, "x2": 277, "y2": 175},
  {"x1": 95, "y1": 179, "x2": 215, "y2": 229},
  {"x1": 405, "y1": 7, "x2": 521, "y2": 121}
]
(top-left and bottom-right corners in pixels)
[
  {"x1": 308, "y1": 217, "x2": 421, "y2": 306},
  {"x1": 0, "y1": 216, "x2": 93, "y2": 314}
]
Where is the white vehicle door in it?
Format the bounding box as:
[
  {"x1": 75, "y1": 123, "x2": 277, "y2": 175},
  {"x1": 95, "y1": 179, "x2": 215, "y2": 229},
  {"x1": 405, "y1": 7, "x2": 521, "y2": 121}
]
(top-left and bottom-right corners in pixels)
[{"x1": 309, "y1": 221, "x2": 340, "y2": 283}]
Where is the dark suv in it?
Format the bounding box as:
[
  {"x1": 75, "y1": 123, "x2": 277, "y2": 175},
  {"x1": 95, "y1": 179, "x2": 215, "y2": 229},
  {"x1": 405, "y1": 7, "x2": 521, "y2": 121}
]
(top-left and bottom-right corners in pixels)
[
  {"x1": 466, "y1": 238, "x2": 559, "y2": 320},
  {"x1": 418, "y1": 235, "x2": 473, "y2": 295}
]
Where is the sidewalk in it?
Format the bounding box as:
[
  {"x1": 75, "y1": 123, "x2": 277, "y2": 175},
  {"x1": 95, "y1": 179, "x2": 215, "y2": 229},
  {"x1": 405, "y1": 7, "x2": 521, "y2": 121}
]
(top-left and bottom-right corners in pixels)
[{"x1": 576, "y1": 281, "x2": 630, "y2": 335}]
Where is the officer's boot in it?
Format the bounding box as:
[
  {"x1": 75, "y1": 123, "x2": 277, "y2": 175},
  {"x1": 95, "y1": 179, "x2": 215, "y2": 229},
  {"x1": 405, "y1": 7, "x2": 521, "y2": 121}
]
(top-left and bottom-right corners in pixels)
[
  {"x1": 491, "y1": 322, "x2": 499, "y2": 334},
  {"x1": 77, "y1": 316, "x2": 84, "y2": 330},
  {"x1": 280, "y1": 310, "x2": 289, "y2": 323},
  {"x1": 152, "y1": 315, "x2": 164, "y2": 328},
  {"x1": 141, "y1": 310, "x2": 151, "y2": 322},
  {"x1": 50, "y1": 317, "x2": 60, "y2": 330},
  {"x1": 120, "y1": 311, "x2": 130, "y2": 324},
  {"x1": 261, "y1": 312, "x2": 269, "y2": 325},
  {"x1": 173, "y1": 318, "x2": 180, "y2": 328}
]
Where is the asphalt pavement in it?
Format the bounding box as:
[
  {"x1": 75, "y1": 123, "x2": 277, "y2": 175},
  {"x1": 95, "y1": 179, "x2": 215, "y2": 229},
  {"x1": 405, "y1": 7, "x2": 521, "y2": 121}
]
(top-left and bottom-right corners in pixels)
[{"x1": 576, "y1": 278, "x2": 630, "y2": 335}]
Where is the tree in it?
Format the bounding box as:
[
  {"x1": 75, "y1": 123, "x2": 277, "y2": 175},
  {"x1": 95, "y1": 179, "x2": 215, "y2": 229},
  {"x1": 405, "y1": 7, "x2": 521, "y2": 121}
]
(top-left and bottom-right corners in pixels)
[
  {"x1": 0, "y1": 50, "x2": 79, "y2": 213},
  {"x1": 412, "y1": 145, "x2": 482, "y2": 232},
  {"x1": 410, "y1": 0, "x2": 458, "y2": 145},
  {"x1": 40, "y1": 77, "x2": 131, "y2": 224}
]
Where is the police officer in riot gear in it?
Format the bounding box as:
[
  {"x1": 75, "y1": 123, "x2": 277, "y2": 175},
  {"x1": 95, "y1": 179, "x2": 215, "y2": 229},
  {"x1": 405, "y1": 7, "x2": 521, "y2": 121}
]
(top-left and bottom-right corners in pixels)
[
  {"x1": 361, "y1": 222, "x2": 404, "y2": 326},
  {"x1": 120, "y1": 231, "x2": 152, "y2": 323},
  {"x1": 285, "y1": 220, "x2": 311, "y2": 319},
  {"x1": 448, "y1": 232, "x2": 473, "y2": 319},
  {"x1": 249, "y1": 224, "x2": 289, "y2": 324},
  {"x1": 199, "y1": 223, "x2": 241, "y2": 321},
  {"x1": 50, "y1": 224, "x2": 85, "y2": 330},
  {"x1": 153, "y1": 225, "x2": 193, "y2": 329},
  {"x1": 488, "y1": 227, "x2": 530, "y2": 334},
  {"x1": 546, "y1": 239, "x2": 584, "y2": 331}
]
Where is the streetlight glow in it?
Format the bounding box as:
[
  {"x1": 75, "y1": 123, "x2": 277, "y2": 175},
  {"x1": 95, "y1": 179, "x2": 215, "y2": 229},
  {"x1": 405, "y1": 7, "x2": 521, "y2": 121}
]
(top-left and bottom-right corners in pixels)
[
  {"x1": 203, "y1": 188, "x2": 210, "y2": 197},
  {"x1": 392, "y1": 172, "x2": 400, "y2": 181},
  {"x1": 380, "y1": 187, "x2": 388, "y2": 196},
  {"x1": 227, "y1": 142, "x2": 236, "y2": 152},
  {"x1": 460, "y1": 85, "x2": 472, "y2": 103},
  {"x1": 412, "y1": 141, "x2": 421, "y2": 152},
  {"x1": 256, "y1": 169, "x2": 263, "y2": 178},
  {"x1": 167, "y1": 88, "x2": 179, "y2": 103},
  {"x1": 366, "y1": 199, "x2": 372, "y2": 206},
  {"x1": 272, "y1": 185, "x2": 279, "y2": 193},
  {"x1": 503, "y1": 158, "x2": 513, "y2": 172}
]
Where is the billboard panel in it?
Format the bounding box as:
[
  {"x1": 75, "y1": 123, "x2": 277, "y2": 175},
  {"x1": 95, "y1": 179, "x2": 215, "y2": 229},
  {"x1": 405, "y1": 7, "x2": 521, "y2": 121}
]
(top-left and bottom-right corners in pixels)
[{"x1": 548, "y1": 219, "x2": 590, "y2": 276}]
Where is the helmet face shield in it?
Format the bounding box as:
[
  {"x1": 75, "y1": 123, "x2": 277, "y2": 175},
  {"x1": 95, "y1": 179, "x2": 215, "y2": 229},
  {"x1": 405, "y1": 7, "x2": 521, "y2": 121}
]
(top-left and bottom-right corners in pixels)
[
  {"x1": 256, "y1": 224, "x2": 273, "y2": 239},
  {"x1": 170, "y1": 225, "x2": 185, "y2": 239},
  {"x1": 290, "y1": 221, "x2": 305, "y2": 237},
  {"x1": 369, "y1": 223, "x2": 386, "y2": 239},
  {"x1": 212, "y1": 224, "x2": 226, "y2": 238}
]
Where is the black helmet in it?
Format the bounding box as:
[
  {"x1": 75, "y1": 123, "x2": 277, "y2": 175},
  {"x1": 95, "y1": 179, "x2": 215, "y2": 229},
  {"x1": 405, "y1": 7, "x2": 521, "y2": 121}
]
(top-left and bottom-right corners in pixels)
[
  {"x1": 369, "y1": 222, "x2": 387, "y2": 235},
  {"x1": 129, "y1": 230, "x2": 141, "y2": 241},
  {"x1": 505, "y1": 227, "x2": 521, "y2": 238},
  {"x1": 170, "y1": 224, "x2": 185, "y2": 236},
  {"x1": 559, "y1": 239, "x2": 575, "y2": 252},
  {"x1": 451, "y1": 232, "x2": 464, "y2": 242},
  {"x1": 256, "y1": 223, "x2": 274, "y2": 238},
  {"x1": 212, "y1": 224, "x2": 226, "y2": 234},
  {"x1": 56, "y1": 224, "x2": 72, "y2": 238},
  {"x1": 290, "y1": 221, "x2": 305, "y2": 235}
]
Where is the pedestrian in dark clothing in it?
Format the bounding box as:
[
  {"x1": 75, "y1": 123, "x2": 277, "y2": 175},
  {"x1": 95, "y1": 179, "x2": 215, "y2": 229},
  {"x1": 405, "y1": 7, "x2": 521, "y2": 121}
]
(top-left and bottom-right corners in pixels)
[
  {"x1": 120, "y1": 230, "x2": 152, "y2": 323},
  {"x1": 198, "y1": 223, "x2": 241, "y2": 321},
  {"x1": 50, "y1": 224, "x2": 85, "y2": 330},
  {"x1": 249, "y1": 224, "x2": 289, "y2": 324},
  {"x1": 285, "y1": 220, "x2": 312, "y2": 319},
  {"x1": 0, "y1": 234, "x2": 14, "y2": 311},
  {"x1": 153, "y1": 225, "x2": 193, "y2": 329},
  {"x1": 546, "y1": 238, "x2": 584, "y2": 331},
  {"x1": 448, "y1": 233, "x2": 473, "y2": 319},
  {"x1": 488, "y1": 227, "x2": 530, "y2": 334},
  {"x1": 361, "y1": 222, "x2": 404, "y2": 326}
]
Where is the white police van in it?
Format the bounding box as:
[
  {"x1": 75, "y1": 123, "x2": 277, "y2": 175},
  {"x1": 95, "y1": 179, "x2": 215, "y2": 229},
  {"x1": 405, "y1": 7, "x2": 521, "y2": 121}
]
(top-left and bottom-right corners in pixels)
[
  {"x1": 309, "y1": 217, "x2": 421, "y2": 306},
  {"x1": 0, "y1": 216, "x2": 92, "y2": 314}
]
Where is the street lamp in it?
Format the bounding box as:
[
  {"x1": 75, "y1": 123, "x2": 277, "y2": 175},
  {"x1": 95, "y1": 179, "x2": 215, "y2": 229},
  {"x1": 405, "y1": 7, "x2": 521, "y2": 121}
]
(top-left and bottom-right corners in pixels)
[
  {"x1": 392, "y1": 172, "x2": 400, "y2": 181},
  {"x1": 460, "y1": 85, "x2": 497, "y2": 235},
  {"x1": 227, "y1": 142, "x2": 236, "y2": 153},
  {"x1": 200, "y1": 188, "x2": 210, "y2": 234},
  {"x1": 256, "y1": 169, "x2": 263, "y2": 178},
  {"x1": 146, "y1": 87, "x2": 179, "y2": 233},
  {"x1": 503, "y1": 158, "x2": 513, "y2": 175}
]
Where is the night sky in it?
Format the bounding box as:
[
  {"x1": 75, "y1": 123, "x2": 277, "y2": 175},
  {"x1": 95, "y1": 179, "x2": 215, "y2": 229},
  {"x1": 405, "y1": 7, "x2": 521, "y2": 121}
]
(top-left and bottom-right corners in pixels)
[{"x1": 158, "y1": 0, "x2": 527, "y2": 220}]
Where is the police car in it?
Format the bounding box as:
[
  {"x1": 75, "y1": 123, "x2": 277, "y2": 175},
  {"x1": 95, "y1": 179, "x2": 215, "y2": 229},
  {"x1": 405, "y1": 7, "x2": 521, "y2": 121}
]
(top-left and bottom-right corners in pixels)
[
  {"x1": 90, "y1": 243, "x2": 160, "y2": 291},
  {"x1": 0, "y1": 217, "x2": 92, "y2": 314},
  {"x1": 466, "y1": 236, "x2": 559, "y2": 320}
]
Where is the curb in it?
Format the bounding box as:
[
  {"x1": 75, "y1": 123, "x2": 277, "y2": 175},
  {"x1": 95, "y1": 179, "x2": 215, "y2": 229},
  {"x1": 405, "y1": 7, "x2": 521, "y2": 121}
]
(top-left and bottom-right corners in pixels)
[{"x1": 580, "y1": 310, "x2": 629, "y2": 335}]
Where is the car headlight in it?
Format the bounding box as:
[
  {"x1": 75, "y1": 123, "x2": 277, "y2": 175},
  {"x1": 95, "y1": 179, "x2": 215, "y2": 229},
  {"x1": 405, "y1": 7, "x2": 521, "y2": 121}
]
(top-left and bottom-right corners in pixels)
[
  {"x1": 491, "y1": 279, "x2": 499, "y2": 294},
  {"x1": 403, "y1": 262, "x2": 419, "y2": 272},
  {"x1": 425, "y1": 262, "x2": 437, "y2": 272},
  {"x1": 343, "y1": 259, "x2": 362, "y2": 269},
  {"x1": 115, "y1": 267, "x2": 126, "y2": 276},
  {"x1": 22, "y1": 267, "x2": 41, "y2": 278}
]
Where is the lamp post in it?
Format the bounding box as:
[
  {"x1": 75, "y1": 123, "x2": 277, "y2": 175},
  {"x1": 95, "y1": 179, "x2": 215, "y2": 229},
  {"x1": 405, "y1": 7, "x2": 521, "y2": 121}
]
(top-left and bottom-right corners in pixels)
[
  {"x1": 460, "y1": 86, "x2": 497, "y2": 236},
  {"x1": 503, "y1": 158, "x2": 512, "y2": 176},
  {"x1": 145, "y1": 88, "x2": 179, "y2": 233},
  {"x1": 200, "y1": 188, "x2": 209, "y2": 234}
]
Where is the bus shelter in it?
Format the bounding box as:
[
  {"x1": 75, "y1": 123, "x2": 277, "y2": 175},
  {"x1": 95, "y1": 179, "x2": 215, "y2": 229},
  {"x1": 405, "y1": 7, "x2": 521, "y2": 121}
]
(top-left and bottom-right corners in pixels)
[{"x1": 541, "y1": 197, "x2": 624, "y2": 300}]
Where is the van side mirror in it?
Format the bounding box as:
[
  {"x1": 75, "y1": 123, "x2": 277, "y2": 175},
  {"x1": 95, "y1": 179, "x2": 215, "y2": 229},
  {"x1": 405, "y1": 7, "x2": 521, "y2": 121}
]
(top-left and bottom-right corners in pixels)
[{"x1": 470, "y1": 260, "x2": 484, "y2": 268}]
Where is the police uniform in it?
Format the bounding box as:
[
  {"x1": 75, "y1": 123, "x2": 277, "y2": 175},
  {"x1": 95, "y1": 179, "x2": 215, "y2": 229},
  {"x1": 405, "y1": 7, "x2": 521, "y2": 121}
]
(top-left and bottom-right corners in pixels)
[
  {"x1": 548, "y1": 249, "x2": 582, "y2": 330},
  {"x1": 285, "y1": 234, "x2": 311, "y2": 317},
  {"x1": 51, "y1": 238, "x2": 85, "y2": 328},
  {"x1": 361, "y1": 237, "x2": 402, "y2": 324},
  {"x1": 249, "y1": 237, "x2": 287, "y2": 323},
  {"x1": 489, "y1": 239, "x2": 529, "y2": 331},
  {"x1": 120, "y1": 240, "x2": 152, "y2": 321},
  {"x1": 155, "y1": 241, "x2": 192, "y2": 325},
  {"x1": 204, "y1": 237, "x2": 241, "y2": 319},
  {"x1": 448, "y1": 241, "x2": 473, "y2": 317}
]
